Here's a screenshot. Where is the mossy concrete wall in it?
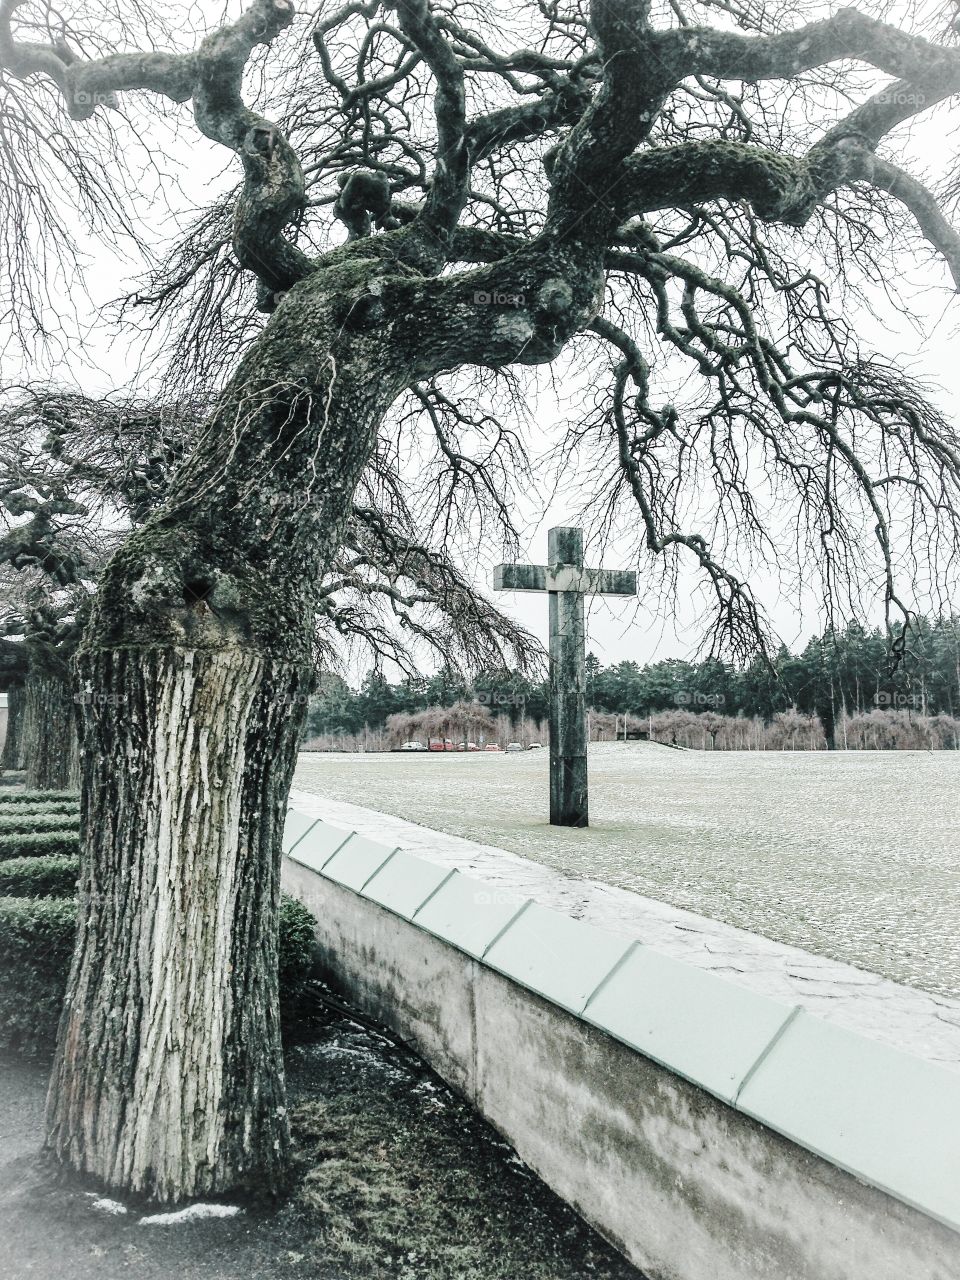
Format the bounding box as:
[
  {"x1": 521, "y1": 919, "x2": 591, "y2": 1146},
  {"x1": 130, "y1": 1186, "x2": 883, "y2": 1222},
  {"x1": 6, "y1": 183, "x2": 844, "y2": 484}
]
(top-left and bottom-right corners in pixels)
[{"x1": 282, "y1": 856, "x2": 960, "y2": 1280}]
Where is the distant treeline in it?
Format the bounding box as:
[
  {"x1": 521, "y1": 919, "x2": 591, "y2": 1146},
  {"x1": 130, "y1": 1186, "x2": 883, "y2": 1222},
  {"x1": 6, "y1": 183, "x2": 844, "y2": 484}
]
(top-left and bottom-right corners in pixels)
[{"x1": 304, "y1": 617, "x2": 960, "y2": 751}]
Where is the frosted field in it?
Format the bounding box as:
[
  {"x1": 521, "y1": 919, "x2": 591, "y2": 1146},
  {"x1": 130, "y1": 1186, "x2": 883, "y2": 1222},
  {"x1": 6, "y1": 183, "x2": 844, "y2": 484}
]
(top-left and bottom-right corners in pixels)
[{"x1": 293, "y1": 742, "x2": 960, "y2": 999}]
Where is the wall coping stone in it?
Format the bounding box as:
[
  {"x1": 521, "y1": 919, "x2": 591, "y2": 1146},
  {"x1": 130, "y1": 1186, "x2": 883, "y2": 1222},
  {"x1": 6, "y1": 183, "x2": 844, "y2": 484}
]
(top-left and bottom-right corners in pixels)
[
  {"x1": 284, "y1": 805, "x2": 960, "y2": 1235},
  {"x1": 289, "y1": 787, "x2": 960, "y2": 1073}
]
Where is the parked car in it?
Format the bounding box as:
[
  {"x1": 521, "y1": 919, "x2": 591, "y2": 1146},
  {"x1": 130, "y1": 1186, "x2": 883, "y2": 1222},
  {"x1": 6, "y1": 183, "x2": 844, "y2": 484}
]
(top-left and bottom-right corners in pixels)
[
  {"x1": 527, "y1": 742, "x2": 543, "y2": 750},
  {"x1": 483, "y1": 743, "x2": 501, "y2": 752},
  {"x1": 505, "y1": 741, "x2": 524, "y2": 753},
  {"x1": 399, "y1": 740, "x2": 426, "y2": 751},
  {"x1": 455, "y1": 741, "x2": 481, "y2": 752}
]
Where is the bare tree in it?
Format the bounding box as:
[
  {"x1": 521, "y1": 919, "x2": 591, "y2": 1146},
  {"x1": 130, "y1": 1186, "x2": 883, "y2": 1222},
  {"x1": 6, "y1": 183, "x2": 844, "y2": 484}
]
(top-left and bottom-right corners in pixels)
[
  {"x1": 0, "y1": 633, "x2": 27, "y2": 769},
  {"x1": 0, "y1": 575, "x2": 83, "y2": 787},
  {"x1": 385, "y1": 700, "x2": 498, "y2": 745},
  {"x1": 6, "y1": 0, "x2": 960, "y2": 1201},
  {"x1": 0, "y1": 388, "x2": 200, "y2": 785},
  {"x1": 0, "y1": 384, "x2": 533, "y2": 785}
]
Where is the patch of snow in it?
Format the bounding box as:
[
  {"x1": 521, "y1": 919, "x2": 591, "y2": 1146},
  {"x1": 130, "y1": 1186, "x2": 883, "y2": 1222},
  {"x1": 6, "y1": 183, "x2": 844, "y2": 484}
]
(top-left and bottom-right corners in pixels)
[
  {"x1": 91, "y1": 1198, "x2": 128, "y2": 1215},
  {"x1": 138, "y1": 1203, "x2": 242, "y2": 1225}
]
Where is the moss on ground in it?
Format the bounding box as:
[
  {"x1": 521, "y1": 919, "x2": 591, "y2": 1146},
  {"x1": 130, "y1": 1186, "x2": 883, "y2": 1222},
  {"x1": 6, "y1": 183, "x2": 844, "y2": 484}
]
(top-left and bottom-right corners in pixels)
[{"x1": 283, "y1": 987, "x2": 641, "y2": 1280}]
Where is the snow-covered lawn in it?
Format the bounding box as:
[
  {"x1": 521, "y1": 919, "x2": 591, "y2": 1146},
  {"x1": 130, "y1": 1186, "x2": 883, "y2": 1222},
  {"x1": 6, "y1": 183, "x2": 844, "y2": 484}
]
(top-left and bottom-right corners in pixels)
[{"x1": 293, "y1": 741, "x2": 960, "y2": 998}]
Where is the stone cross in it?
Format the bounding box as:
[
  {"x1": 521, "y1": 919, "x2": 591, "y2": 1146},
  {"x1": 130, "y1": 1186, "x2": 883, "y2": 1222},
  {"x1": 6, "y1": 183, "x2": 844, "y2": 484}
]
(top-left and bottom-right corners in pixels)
[{"x1": 494, "y1": 527, "x2": 636, "y2": 827}]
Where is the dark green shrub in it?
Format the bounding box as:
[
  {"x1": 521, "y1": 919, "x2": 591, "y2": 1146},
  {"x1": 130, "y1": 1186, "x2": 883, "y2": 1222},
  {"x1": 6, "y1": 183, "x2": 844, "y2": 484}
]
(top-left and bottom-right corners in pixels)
[
  {"x1": 0, "y1": 893, "x2": 317, "y2": 1056},
  {"x1": 0, "y1": 897, "x2": 77, "y2": 1056},
  {"x1": 0, "y1": 812, "x2": 80, "y2": 836},
  {"x1": 0, "y1": 830, "x2": 78, "y2": 861},
  {"x1": 279, "y1": 895, "x2": 318, "y2": 1012},
  {"x1": 0, "y1": 856, "x2": 79, "y2": 898},
  {"x1": 0, "y1": 790, "x2": 79, "y2": 806}
]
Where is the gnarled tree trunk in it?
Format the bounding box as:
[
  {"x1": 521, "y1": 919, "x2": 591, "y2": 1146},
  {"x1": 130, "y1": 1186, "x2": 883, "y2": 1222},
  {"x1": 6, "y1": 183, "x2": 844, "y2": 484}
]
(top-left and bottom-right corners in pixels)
[
  {"x1": 45, "y1": 238, "x2": 602, "y2": 1201},
  {"x1": 45, "y1": 264, "x2": 409, "y2": 1201}
]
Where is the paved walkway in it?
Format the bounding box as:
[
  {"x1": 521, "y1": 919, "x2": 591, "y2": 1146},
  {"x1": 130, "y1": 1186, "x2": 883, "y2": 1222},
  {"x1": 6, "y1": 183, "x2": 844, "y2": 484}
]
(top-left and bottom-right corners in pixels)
[{"x1": 289, "y1": 786, "x2": 960, "y2": 1073}]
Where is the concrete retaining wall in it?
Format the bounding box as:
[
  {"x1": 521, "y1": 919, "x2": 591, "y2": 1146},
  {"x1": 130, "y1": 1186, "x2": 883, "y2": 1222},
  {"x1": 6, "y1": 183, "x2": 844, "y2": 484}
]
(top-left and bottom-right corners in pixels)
[{"x1": 281, "y1": 810, "x2": 960, "y2": 1280}]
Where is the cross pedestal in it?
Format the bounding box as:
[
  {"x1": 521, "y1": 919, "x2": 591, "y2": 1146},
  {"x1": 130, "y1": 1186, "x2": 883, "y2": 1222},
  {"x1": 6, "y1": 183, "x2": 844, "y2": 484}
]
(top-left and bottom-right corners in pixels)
[{"x1": 494, "y1": 527, "x2": 637, "y2": 827}]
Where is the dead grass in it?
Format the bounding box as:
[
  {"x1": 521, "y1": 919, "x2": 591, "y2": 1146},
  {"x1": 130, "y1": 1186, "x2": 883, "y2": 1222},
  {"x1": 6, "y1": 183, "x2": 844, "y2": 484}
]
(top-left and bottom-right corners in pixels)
[{"x1": 284, "y1": 990, "x2": 641, "y2": 1280}]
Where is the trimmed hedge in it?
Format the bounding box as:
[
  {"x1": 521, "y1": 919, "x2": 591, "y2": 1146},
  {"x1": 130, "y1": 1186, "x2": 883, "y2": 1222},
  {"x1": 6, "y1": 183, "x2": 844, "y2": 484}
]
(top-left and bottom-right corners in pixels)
[
  {"x1": 0, "y1": 790, "x2": 79, "y2": 806},
  {"x1": 0, "y1": 856, "x2": 79, "y2": 898},
  {"x1": 0, "y1": 897, "x2": 77, "y2": 1056},
  {"x1": 0, "y1": 830, "x2": 79, "y2": 861},
  {"x1": 0, "y1": 892, "x2": 317, "y2": 1056},
  {"x1": 0, "y1": 801, "x2": 80, "y2": 819},
  {"x1": 0, "y1": 812, "x2": 81, "y2": 836}
]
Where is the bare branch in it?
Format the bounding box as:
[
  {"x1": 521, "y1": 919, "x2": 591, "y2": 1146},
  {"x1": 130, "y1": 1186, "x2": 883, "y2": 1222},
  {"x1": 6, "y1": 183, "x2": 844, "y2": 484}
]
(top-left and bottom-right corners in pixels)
[
  {"x1": 0, "y1": 0, "x2": 313, "y2": 300},
  {"x1": 868, "y1": 157, "x2": 960, "y2": 289}
]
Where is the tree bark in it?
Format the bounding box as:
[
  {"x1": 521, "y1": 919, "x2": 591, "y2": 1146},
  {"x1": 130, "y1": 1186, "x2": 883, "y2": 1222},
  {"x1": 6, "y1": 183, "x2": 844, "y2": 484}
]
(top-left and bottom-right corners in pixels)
[
  {"x1": 22, "y1": 668, "x2": 80, "y2": 790},
  {"x1": 1, "y1": 684, "x2": 24, "y2": 772},
  {"x1": 47, "y1": 646, "x2": 304, "y2": 1198}
]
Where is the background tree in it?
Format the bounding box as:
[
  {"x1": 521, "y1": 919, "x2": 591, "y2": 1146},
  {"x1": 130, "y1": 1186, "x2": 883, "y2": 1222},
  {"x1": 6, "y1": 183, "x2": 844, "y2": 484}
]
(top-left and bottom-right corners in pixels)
[
  {"x1": 0, "y1": 388, "x2": 196, "y2": 785},
  {"x1": 305, "y1": 615, "x2": 960, "y2": 745},
  {"x1": 0, "y1": 384, "x2": 535, "y2": 777},
  {"x1": 0, "y1": 634, "x2": 27, "y2": 771},
  {"x1": 6, "y1": 0, "x2": 960, "y2": 1203},
  {"x1": 385, "y1": 701, "x2": 497, "y2": 746}
]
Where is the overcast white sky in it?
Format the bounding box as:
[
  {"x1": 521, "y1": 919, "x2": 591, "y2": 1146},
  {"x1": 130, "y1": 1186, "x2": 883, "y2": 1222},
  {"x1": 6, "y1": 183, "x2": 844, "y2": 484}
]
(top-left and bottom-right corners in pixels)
[{"x1": 4, "y1": 2, "x2": 960, "y2": 671}]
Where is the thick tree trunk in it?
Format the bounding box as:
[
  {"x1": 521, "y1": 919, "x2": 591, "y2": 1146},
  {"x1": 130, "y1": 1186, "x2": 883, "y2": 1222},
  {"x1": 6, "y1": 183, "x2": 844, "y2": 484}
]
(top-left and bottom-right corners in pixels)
[
  {"x1": 45, "y1": 239, "x2": 603, "y2": 1202},
  {"x1": 818, "y1": 696, "x2": 837, "y2": 752},
  {"x1": 0, "y1": 684, "x2": 24, "y2": 772},
  {"x1": 47, "y1": 647, "x2": 305, "y2": 1198},
  {"x1": 22, "y1": 669, "x2": 80, "y2": 790},
  {"x1": 45, "y1": 261, "x2": 409, "y2": 1201}
]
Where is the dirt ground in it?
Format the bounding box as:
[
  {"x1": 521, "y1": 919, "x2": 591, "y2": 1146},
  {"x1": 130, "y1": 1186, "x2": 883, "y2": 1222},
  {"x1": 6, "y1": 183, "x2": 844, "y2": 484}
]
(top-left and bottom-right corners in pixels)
[{"x1": 0, "y1": 985, "x2": 644, "y2": 1280}]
